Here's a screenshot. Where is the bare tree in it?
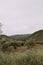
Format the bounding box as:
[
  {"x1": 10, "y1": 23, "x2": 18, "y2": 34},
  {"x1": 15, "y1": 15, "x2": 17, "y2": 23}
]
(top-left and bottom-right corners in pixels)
[{"x1": 0, "y1": 22, "x2": 2, "y2": 35}]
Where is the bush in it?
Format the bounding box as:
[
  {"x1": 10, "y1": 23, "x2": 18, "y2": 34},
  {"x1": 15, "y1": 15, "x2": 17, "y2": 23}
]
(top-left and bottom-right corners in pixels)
[
  {"x1": 9, "y1": 42, "x2": 17, "y2": 49},
  {"x1": 14, "y1": 41, "x2": 25, "y2": 47},
  {"x1": 1, "y1": 41, "x2": 11, "y2": 51},
  {"x1": 26, "y1": 39, "x2": 36, "y2": 48}
]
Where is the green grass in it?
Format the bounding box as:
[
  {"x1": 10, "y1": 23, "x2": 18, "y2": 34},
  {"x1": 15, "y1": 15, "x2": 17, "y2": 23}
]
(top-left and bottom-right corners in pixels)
[{"x1": 0, "y1": 48, "x2": 43, "y2": 65}]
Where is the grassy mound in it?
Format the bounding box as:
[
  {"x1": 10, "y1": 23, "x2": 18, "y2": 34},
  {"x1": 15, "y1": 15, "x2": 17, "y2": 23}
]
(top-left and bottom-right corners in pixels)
[{"x1": 26, "y1": 30, "x2": 43, "y2": 45}]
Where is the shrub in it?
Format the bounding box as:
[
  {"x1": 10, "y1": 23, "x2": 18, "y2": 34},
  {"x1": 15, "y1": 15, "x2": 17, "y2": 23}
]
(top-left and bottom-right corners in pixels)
[
  {"x1": 9, "y1": 42, "x2": 17, "y2": 49},
  {"x1": 1, "y1": 41, "x2": 10, "y2": 52},
  {"x1": 26, "y1": 39, "x2": 36, "y2": 48}
]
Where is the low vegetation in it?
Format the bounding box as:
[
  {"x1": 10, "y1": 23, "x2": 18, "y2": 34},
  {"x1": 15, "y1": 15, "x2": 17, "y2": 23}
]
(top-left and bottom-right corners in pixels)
[
  {"x1": 0, "y1": 30, "x2": 43, "y2": 65},
  {"x1": 0, "y1": 48, "x2": 43, "y2": 65}
]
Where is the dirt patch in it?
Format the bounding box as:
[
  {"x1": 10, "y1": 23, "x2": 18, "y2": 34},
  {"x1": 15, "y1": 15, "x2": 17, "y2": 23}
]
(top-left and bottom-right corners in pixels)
[
  {"x1": 16, "y1": 46, "x2": 28, "y2": 52},
  {"x1": 33, "y1": 44, "x2": 43, "y2": 49}
]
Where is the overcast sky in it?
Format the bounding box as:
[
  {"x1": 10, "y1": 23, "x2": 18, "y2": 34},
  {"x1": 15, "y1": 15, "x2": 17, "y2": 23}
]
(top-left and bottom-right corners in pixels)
[{"x1": 0, "y1": 0, "x2": 43, "y2": 35}]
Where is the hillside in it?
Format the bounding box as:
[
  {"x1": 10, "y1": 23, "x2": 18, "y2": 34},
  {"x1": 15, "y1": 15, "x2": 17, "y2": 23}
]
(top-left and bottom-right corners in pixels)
[
  {"x1": 0, "y1": 30, "x2": 43, "y2": 48},
  {"x1": 0, "y1": 35, "x2": 13, "y2": 41},
  {"x1": 27, "y1": 30, "x2": 43, "y2": 44},
  {"x1": 0, "y1": 30, "x2": 43, "y2": 42}
]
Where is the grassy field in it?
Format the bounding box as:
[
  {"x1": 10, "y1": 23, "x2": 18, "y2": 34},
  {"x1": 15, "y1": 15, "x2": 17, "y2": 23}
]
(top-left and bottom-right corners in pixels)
[{"x1": 0, "y1": 47, "x2": 43, "y2": 65}]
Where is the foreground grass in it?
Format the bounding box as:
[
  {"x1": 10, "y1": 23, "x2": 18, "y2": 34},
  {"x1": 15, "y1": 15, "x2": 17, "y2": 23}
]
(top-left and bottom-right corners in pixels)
[{"x1": 0, "y1": 48, "x2": 43, "y2": 65}]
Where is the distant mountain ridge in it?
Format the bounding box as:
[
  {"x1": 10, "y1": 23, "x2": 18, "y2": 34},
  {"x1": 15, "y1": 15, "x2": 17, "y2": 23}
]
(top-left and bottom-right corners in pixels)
[{"x1": 10, "y1": 34, "x2": 31, "y2": 40}]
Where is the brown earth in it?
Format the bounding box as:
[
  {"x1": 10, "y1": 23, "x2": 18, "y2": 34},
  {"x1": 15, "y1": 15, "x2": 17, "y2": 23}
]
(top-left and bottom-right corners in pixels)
[
  {"x1": 16, "y1": 46, "x2": 28, "y2": 52},
  {"x1": 5, "y1": 44, "x2": 43, "y2": 54}
]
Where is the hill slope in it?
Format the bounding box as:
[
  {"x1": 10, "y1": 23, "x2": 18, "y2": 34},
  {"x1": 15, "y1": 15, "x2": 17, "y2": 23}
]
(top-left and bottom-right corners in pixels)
[{"x1": 27, "y1": 30, "x2": 43, "y2": 44}]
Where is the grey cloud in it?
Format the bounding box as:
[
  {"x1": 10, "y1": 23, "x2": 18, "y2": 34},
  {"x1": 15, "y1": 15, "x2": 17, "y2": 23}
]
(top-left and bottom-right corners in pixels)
[{"x1": 0, "y1": 0, "x2": 43, "y2": 35}]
